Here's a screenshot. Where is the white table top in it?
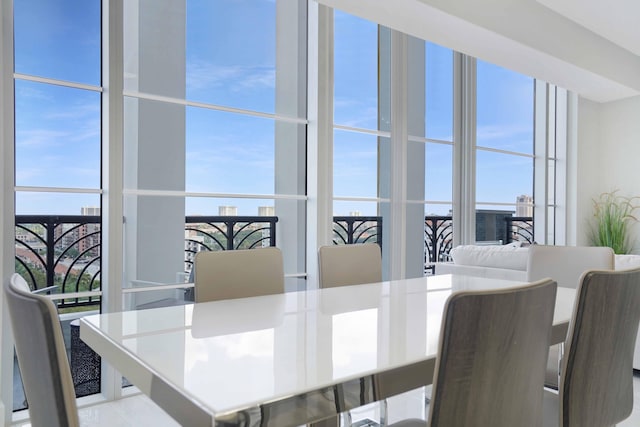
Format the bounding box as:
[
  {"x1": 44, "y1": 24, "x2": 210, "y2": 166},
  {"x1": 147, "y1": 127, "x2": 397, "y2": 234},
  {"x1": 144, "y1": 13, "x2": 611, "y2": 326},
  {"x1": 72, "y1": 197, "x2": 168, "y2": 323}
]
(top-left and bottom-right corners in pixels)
[{"x1": 80, "y1": 274, "x2": 575, "y2": 427}]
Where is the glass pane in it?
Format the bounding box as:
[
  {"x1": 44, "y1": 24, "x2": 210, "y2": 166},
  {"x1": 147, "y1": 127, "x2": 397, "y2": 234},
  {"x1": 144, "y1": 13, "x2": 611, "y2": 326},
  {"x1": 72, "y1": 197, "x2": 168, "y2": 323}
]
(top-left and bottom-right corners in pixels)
[
  {"x1": 15, "y1": 193, "x2": 102, "y2": 295},
  {"x1": 334, "y1": 130, "x2": 379, "y2": 198},
  {"x1": 424, "y1": 204, "x2": 453, "y2": 267},
  {"x1": 475, "y1": 206, "x2": 516, "y2": 244},
  {"x1": 426, "y1": 43, "x2": 453, "y2": 141},
  {"x1": 186, "y1": 0, "x2": 276, "y2": 112},
  {"x1": 186, "y1": 108, "x2": 277, "y2": 194},
  {"x1": 124, "y1": 194, "x2": 289, "y2": 285},
  {"x1": 15, "y1": 80, "x2": 101, "y2": 189},
  {"x1": 186, "y1": 197, "x2": 278, "y2": 217},
  {"x1": 332, "y1": 201, "x2": 381, "y2": 246},
  {"x1": 476, "y1": 151, "x2": 533, "y2": 204},
  {"x1": 14, "y1": 0, "x2": 101, "y2": 85},
  {"x1": 15, "y1": 192, "x2": 100, "y2": 216},
  {"x1": 477, "y1": 60, "x2": 534, "y2": 154},
  {"x1": 425, "y1": 203, "x2": 452, "y2": 217},
  {"x1": 425, "y1": 142, "x2": 453, "y2": 202},
  {"x1": 334, "y1": 11, "x2": 378, "y2": 129},
  {"x1": 332, "y1": 201, "x2": 379, "y2": 217}
]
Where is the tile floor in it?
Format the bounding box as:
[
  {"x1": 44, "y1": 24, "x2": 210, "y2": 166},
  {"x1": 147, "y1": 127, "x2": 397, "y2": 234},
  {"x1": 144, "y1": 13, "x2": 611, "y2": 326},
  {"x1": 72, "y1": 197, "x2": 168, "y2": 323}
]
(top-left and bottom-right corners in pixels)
[{"x1": 13, "y1": 373, "x2": 640, "y2": 426}]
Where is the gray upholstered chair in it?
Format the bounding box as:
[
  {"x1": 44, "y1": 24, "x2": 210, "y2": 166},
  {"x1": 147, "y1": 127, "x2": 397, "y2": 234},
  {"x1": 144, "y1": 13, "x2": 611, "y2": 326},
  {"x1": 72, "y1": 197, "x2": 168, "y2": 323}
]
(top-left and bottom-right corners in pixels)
[
  {"x1": 318, "y1": 243, "x2": 382, "y2": 288},
  {"x1": 543, "y1": 267, "x2": 640, "y2": 427},
  {"x1": 4, "y1": 273, "x2": 80, "y2": 427},
  {"x1": 526, "y1": 245, "x2": 615, "y2": 389},
  {"x1": 388, "y1": 279, "x2": 557, "y2": 427},
  {"x1": 193, "y1": 247, "x2": 284, "y2": 302}
]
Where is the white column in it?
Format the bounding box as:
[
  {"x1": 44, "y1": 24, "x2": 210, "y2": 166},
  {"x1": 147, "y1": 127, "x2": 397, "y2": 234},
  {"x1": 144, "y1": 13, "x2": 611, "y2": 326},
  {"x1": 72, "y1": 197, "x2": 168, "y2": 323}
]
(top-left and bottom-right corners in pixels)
[
  {"x1": 275, "y1": 0, "x2": 307, "y2": 291},
  {"x1": 307, "y1": 3, "x2": 334, "y2": 290},
  {"x1": 123, "y1": 0, "x2": 186, "y2": 304},
  {"x1": 405, "y1": 35, "x2": 426, "y2": 279}
]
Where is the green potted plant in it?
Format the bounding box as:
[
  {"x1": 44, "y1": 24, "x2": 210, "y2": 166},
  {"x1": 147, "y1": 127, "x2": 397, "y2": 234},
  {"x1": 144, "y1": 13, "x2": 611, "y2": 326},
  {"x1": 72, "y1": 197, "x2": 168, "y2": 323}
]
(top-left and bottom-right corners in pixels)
[{"x1": 590, "y1": 190, "x2": 639, "y2": 254}]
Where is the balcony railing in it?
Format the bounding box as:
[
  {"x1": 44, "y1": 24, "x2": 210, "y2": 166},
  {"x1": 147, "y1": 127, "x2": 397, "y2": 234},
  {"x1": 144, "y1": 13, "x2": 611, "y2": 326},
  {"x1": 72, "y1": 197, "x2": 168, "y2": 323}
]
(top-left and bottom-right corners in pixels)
[
  {"x1": 184, "y1": 216, "x2": 278, "y2": 273},
  {"x1": 15, "y1": 215, "x2": 102, "y2": 309},
  {"x1": 15, "y1": 214, "x2": 534, "y2": 306},
  {"x1": 332, "y1": 216, "x2": 382, "y2": 246},
  {"x1": 424, "y1": 216, "x2": 454, "y2": 273},
  {"x1": 506, "y1": 216, "x2": 535, "y2": 244}
]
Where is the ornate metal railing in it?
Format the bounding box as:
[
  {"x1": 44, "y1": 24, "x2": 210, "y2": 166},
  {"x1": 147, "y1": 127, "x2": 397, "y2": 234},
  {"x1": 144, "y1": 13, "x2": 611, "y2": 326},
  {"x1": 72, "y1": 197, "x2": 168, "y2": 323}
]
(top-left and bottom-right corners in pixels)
[
  {"x1": 15, "y1": 215, "x2": 280, "y2": 308},
  {"x1": 505, "y1": 216, "x2": 534, "y2": 244},
  {"x1": 15, "y1": 215, "x2": 102, "y2": 309},
  {"x1": 424, "y1": 216, "x2": 454, "y2": 273},
  {"x1": 184, "y1": 216, "x2": 278, "y2": 272},
  {"x1": 15, "y1": 214, "x2": 534, "y2": 306},
  {"x1": 332, "y1": 216, "x2": 382, "y2": 246}
]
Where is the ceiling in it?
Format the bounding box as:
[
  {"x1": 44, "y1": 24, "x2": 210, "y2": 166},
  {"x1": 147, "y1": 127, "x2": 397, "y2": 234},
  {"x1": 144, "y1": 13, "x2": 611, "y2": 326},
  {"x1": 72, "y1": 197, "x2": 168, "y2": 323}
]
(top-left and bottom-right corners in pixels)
[
  {"x1": 536, "y1": 0, "x2": 640, "y2": 56},
  {"x1": 316, "y1": 0, "x2": 640, "y2": 102}
]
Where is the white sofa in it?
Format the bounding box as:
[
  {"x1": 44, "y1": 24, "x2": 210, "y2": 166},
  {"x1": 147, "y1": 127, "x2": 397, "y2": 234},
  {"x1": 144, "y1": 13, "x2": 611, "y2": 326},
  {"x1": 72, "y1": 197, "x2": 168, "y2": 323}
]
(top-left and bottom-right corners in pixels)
[
  {"x1": 436, "y1": 244, "x2": 640, "y2": 370},
  {"x1": 436, "y1": 243, "x2": 528, "y2": 281}
]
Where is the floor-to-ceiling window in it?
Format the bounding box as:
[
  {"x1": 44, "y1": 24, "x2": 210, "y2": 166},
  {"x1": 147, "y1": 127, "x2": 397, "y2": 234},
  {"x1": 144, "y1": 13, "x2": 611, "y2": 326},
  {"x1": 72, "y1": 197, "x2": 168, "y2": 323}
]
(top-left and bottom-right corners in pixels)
[
  {"x1": 121, "y1": 0, "x2": 308, "y2": 312},
  {"x1": 332, "y1": 10, "x2": 389, "y2": 274},
  {"x1": 475, "y1": 60, "x2": 534, "y2": 244},
  {"x1": 1, "y1": 1, "x2": 568, "y2": 420},
  {"x1": 12, "y1": 0, "x2": 103, "y2": 410}
]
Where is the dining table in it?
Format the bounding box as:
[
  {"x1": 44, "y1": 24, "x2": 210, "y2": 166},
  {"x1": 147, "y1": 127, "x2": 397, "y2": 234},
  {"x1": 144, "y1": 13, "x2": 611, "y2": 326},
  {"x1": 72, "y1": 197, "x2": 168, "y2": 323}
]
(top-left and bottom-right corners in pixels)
[{"x1": 80, "y1": 274, "x2": 575, "y2": 427}]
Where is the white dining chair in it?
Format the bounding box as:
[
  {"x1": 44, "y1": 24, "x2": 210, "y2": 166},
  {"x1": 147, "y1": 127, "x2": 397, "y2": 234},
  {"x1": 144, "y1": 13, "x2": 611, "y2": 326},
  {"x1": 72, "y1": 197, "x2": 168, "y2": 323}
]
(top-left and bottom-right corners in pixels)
[
  {"x1": 317, "y1": 243, "x2": 383, "y2": 425},
  {"x1": 543, "y1": 267, "x2": 640, "y2": 427},
  {"x1": 193, "y1": 246, "x2": 284, "y2": 302},
  {"x1": 4, "y1": 273, "x2": 80, "y2": 427},
  {"x1": 318, "y1": 243, "x2": 382, "y2": 288},
  {"x1": 388, "y1": 279, "x2": 558, "y2": 427}
]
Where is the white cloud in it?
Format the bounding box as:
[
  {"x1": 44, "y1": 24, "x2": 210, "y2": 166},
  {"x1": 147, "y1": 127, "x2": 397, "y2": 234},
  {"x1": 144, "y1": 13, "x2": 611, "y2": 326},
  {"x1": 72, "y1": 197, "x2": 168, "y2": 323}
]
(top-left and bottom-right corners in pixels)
[{"x1": 187, "y1": 60, "x2": 275, "y2": 93}]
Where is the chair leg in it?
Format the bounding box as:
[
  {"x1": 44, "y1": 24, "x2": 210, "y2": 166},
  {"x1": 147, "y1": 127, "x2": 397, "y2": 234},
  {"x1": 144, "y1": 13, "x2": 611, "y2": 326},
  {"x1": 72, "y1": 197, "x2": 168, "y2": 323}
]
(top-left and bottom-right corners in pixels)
[
  {"x1": 380, "y1": 399, "x2": 388, "y2": 426},
  {"x1": 342, "y1": 410, "x2": 353, "y2": 426},
  {"x1": 557, "y1": 342, "x2": 564, "y2": 386}
]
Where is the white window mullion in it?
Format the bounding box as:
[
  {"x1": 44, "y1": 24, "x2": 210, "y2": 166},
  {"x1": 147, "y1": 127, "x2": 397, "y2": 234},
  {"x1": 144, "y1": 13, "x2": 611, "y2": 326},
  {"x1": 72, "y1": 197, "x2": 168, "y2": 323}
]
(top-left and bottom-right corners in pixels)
[
  {"x1": 101, "y1": 0, "x2": 125, "y2": 401},
  {"x1": 554, "y1": 87, "x2": 568, "y2": 245},
  {"x1": 453, "y1": 53, "x2": 476, "y2": 246},
  {"x1": 533, "y1": 80, "x2": 549, "y2": 244},
  {"x1": 0, "y1": 0, "x2": 16, "y2": 420}
]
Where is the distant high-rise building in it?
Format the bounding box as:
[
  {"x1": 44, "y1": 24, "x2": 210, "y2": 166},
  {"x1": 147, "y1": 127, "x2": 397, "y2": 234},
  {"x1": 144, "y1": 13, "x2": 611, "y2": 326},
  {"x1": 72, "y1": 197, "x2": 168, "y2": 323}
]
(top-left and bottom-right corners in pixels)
[
  {"x1": 79, "y1": 207, "x2": 101, "y2": 257},
  {"x1": 218, "y1": 206, "x2": 237, "y2": 216},
  {"x1": 516, "y1": 195, "x2": 533, "y2": 217},
  {"x1": 258, "y1": 206, "x2": 274, "y2": 216},
  {"x1": 81, "y1": 206, "x2": 100, "y2": 216},
  {"x1": 349, "y1": 211, "x2": 361, "y2": 217}
]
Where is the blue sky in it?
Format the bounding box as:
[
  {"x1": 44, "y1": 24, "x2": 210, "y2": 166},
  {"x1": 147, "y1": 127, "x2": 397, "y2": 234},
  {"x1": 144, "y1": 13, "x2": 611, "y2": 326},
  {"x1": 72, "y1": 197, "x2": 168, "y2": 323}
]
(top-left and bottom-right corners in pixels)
[{"x1": 13, "y1": 0, "x2": 533, "y2": 217}]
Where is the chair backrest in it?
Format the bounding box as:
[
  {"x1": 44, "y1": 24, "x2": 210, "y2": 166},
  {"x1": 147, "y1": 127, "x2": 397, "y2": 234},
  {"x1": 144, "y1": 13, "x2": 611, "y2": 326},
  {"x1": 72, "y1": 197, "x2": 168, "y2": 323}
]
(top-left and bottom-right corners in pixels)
[
  {"x1": 318, "y1": 243, "x2": 382, "y2": 288},
  {"x1": 526, "y1": 245, "x2": 614, "y2": 288},
  {"x1": 193, "y1": 247, "x2": 284, "y2": 302},
  {"x1": 428, "y1": 279, "x2": 557, "y2": 427},
  {"x1": 4, "y1": 273, "x2": 79, "y2": 427},
  {"x1": 559, "y1": 268, "x2": 640, "y2": 427}
]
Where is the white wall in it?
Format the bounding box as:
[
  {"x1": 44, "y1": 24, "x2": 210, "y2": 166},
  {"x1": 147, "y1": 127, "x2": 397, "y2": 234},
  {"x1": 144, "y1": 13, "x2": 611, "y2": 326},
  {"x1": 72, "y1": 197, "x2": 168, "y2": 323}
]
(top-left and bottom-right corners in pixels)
[
  {"x1": 575, "y1": 95, "x2": 640, "y2": 251},
  {"x1": 569, "y1": 97, "x2": 603, "y2": 246},
  {"x1": 598, "y1": 95, "x2": 640, "y2": 253}
]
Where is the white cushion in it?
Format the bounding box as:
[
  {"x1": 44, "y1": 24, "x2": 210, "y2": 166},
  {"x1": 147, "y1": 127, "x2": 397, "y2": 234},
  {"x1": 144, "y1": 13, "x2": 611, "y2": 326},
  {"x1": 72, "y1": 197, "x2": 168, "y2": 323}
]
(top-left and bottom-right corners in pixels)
[
  {"x1": 436, "y1": 263, "x2": 528, "y2": 281},
  {"x1": 450, "y1": 244, "x2": 528, "y2": 271},
  {"x1": 614, "y1": 254, "x2": 640, "y2": 271}
]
